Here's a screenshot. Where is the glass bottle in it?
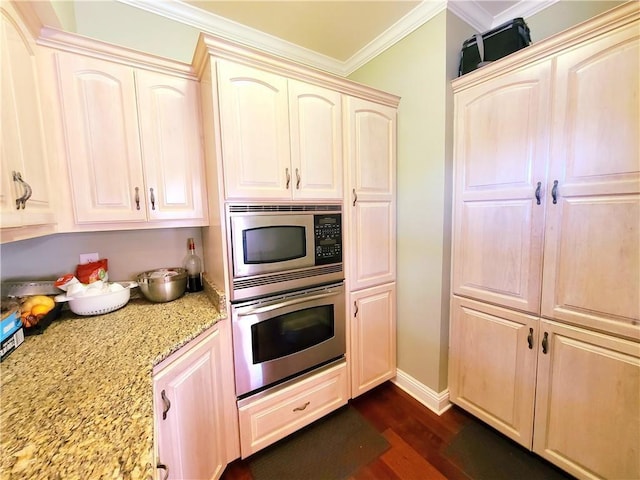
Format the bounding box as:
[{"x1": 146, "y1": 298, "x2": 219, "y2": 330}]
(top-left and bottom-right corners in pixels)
[{"x1": 183, "y1": 237, "x2": 203, "y2": 292}]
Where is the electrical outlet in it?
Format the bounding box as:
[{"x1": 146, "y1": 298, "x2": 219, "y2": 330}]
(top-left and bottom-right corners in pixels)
[{"x1": 79, "y1": 252, "x2": 99, "y2": 264}]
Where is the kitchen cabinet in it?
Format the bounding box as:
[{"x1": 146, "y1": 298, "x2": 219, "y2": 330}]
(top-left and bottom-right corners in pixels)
[
  {"x1": 153, "y1": 325, "x2": 226, "y2": 480},
  {"x1": 344, "y1": 96, "x2": 397, "y2": 397},
  {"x1": 216, "y1": 60, "x2": 342, "y2": 201},
  {"x1": 237, "y1": 360, "x2": 348, "y2": 458},
  {"x1": 350, "y1": 283, "x2": 397, "y2": 397},
  {"x1": 0, "y1": 2, "x2": 55, "y2": 231},
  {"x1": 449, "y1": 4, "x2": 639, "y2": 479},
  {"x1": 54, "y1": 49, "x2": 207, "y2": 227}
]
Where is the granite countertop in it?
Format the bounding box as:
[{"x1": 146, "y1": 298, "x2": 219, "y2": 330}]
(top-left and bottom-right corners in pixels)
[{"x1": 0, "y1": 279, "x2": 226, "y2": 480}]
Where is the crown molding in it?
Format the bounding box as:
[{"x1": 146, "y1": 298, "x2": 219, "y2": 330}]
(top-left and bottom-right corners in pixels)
[
  {"x1": 448, "y1": 0, "x2": 559, "y2": 31},
  {"x1": 343, "y1": 0, "x2": 446, "y2": 75}
]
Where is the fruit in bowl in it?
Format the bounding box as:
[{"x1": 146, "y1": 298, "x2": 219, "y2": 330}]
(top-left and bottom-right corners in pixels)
[{"x1": 20, "y1": 295, "x2": 56, "y2": 327}]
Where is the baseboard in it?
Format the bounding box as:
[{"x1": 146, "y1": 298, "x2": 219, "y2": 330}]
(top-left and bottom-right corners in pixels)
[{"x1": 391, "y1": 369, "x2": 452, "y2": 415}]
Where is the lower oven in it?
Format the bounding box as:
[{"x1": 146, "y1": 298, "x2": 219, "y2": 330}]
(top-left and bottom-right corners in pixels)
[{"x1": 231, "y1": 281, "x2": 346, "y2": 398}]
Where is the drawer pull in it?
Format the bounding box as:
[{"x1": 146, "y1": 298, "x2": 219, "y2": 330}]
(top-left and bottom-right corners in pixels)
[
  {"x1": 150, "y1": 187, "x2": 156, "y2": 210},
  {"x1": 293, "y1": 401, "x2": 310, "y2": 412},
  {"x1": 157, "y1": 462, "x2": 169, "y2": 480},
  {"x1": 542, "y1": 332, "x2": 549, "y2": 354},
  {"x1": 534, "y1": 182, "x2": 541, "y2": 205},
  {"x1": 135, "y1": 187, "x2": 140, "y2": 210},
  {"x1": 161, "y1": 389, "x2": 171, "y2": 419},
  {"x1": 296, "y1": 168, "x2": 301, "y2": 189},
  {"x1": 527, "y1": 327, "x2": 534, "y2": 349},
  {"x1": 286, "y1": 168, "x2": 291, "y2": 189},
  {"x1": 551, "y1": 180, "x2": 559, "y2": 204}
]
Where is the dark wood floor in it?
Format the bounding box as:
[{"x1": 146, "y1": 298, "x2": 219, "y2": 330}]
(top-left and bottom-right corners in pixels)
[{"x1": 221, "y1": 382, "x2": 568, "y2": 480}]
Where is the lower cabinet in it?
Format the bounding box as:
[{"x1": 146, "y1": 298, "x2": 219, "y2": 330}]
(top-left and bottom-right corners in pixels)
[
  {"x1": 237, "y1": 360, "x2": 348, "y2": 458},
  {"x1": 350, "y1": 283, "x2": 396, "y2": 397},
  {"x1": 153, "y1": 325, "x2": 226, "y2": 480},
  {"x1": 449, "y1": 296, "x2": 640, "y2": 480}
]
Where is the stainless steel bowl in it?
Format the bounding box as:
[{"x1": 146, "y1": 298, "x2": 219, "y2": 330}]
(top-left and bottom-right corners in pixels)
[{"x1": 136, "y1": 268, "x2": 187, "y2": 303}]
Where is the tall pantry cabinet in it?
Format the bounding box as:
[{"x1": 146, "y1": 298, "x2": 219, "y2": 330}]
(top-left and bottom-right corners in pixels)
[{"x1": 448, "y1": 4, "x2": 639, "y2": 480}]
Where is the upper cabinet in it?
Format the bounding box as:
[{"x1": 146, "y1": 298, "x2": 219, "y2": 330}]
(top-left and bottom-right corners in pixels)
[
  {"x1": 0, "y1": 2, "x2": 55, "y2": 232},
  {"x1": 52, "y1": 45, "x2": 207, "y2": 228},
  {"x1": 451, "y1": 4, "x2": 639, "y2": 339},
  {"x1": 216, "y1": 61, "x2": 342, "y2": 201}
]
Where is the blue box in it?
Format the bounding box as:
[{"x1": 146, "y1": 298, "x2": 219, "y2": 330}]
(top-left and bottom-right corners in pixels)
[
  {"x1": 0, "y1": 326, "x2": 24, "y2": 361},
  {"x1": 1, "y1": 310, "x2": 22, "y2": 343}
]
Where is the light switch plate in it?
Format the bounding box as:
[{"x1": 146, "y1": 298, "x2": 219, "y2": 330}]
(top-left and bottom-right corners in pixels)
[{"x1": 79, "y1": 252, "x2": 99, "y2": 264}]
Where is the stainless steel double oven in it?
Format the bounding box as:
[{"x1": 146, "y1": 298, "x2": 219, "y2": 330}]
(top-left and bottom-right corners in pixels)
[{"x1": 227, "y1": 204, "x2": 346, "y2": 398}]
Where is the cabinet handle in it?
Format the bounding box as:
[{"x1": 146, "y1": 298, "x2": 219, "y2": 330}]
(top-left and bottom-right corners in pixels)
[
  {"x1": 527, "y1": 328, "x2": 534, "y2": 349},
  {"x1": 352, "y1": 188, "x2": 358, "y2": 206},
  {"x1": 150, "y1": 187, "x2": 155, "y2": 210},
  {"x1": 534, "y1": 182, "x2": 541, "y2": 205},
  {"x1": 134, "y1": 187, "x2": 140, "y2": 210},
  {"x1": 295, "y1": 168, "x2": 301, "y2": 189},
  {"x1": 551, "y1": 180, "x2": 559, "y2": 204},
  {"x1": 354, "y1": 301, "x2": 358, "y2": 317},
  {"x1": 12, "y1": 171, "x2": 32, "y2": 209},
  {"x1": 293, "y1": 401, "x2": 310, "y2": 412},
  {"x1": 541, "y1": 332, "x2": 549, "y2": 354},
  {"x1": 285, "y1": 168, "x2": 290, "y2": 189},
  {"x1": 161, "y1": 389, "x2": 171, "y2": 420},
  {"x1": 157, "y1": 462, "x2": 169, "y2": 480}
]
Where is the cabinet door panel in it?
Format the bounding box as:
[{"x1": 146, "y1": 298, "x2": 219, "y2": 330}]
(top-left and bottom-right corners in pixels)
[
  {"x1": 452, "y1": 62, "x2": 551, "y2": 314},
  {"x1": 448, "y1": 296, "x2": 538, "y2": 448},
  {"x1": 350, "y1": 283, "x2": 396, "y2": 397},
  {"x1": 542, "y1": 23, "x2": 640, "y2": 339},
  {"x1": 534, "y1": 320, "x2": 640, "y2": 480},
  {"x1": 135, "y1": 71, "x2": 206, "y2": 222},
  {"x1": 289, "y1": 80, "x2": 342, "y2": 200},
  {"x1": 154, "y1": 329, "x2": 225, "y2": 480},
  {"x1": 1, "y1": 6, "x2": 55, "y2": 228},
  {"x1": 217, "y1": 61, "x2": 290, "y2": 200},
  {"x1": 56, "y1": 53, "x2": 146, "y2": 223}
]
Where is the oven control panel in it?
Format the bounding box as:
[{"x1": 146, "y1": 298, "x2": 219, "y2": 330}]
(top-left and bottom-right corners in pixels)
[{"x1": 314, "y1": 213, "x2": 342, "y2": 265}]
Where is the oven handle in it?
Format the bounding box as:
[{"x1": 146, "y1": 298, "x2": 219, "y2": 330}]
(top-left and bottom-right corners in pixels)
[{"x1": 234, "y1": 291, "x2": 339, "y2": 316}]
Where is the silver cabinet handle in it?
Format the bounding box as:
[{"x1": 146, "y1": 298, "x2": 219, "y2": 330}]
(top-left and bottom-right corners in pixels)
[
  {"x1": 352, "y1": 188, "x2": 358, "y2": 206},
  {"x1": 149, "y1": 187, "x2": 155, "y2": 210},
  {"x1": 135, "y1": 187, "x2": 140, "y2": 210},
  {"x1": 12, "y1": 171, "x2": 32, "y2": 209},
  {"x1": 295, "y1": 168, "x2": 301, "y2": 189},
  {"x1": 157, "y1": 462, "x2": 169, "y2": 480},
  {"x1": 293, "y1": 401, "x2": 310, "y2": 412},
  {"x1": 285, "y1": 168, "x2": 291, "y2": 189},
  {"x1": 161, "y1": 389, "x2": 171, "y2": 420}
]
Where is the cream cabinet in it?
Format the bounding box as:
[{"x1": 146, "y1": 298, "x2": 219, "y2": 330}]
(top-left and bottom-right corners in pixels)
[
  {"x1": 216, "y1": 60, "x2": 342, "y2": 201},
  {"x1": 449, "y1": 4, "x2": 639, "y2": 480},
  {"x1": 344, "y1": 96, "x2": 397, "y2": 397},
  {"x1": 153, "y1": 326, "x2": 226, "y2": 480},
  {"x1": 350, "y1": 283, "x2": 397, "y2": 397},
  {"x1": 0, "y1": 2, "x2": 55, "y2": 232},
  {"x1": 55, "y1": 51, "x2": 207, "y2": 227}
]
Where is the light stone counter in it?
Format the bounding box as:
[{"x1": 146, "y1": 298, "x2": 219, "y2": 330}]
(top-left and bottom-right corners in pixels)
[{"x1": 0, "y1": 280, "x2": 226, "y2": 480}]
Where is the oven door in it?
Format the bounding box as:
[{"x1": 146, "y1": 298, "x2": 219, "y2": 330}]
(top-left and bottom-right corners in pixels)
[
  {"x1": 232, "y1": 282, "x2": 346, "y2": 398},
  {"x1": 230, "y1": 213, "x2": 315, "y2": 278}
]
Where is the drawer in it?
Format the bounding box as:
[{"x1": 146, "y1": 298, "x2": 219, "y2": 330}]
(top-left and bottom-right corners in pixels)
[{"x1": 238, "y1": 360, "x2": 348, "y2": 457}]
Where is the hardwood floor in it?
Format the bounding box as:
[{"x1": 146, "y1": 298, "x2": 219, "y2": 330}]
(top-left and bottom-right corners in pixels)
[{"x1": 221, "y1": 382, "x2": 572, "y2": 480}]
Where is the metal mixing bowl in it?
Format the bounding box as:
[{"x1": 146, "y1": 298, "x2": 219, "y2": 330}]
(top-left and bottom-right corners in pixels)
[{"x1": 136, "y1": 268, "x2": 187, "y2": 303}]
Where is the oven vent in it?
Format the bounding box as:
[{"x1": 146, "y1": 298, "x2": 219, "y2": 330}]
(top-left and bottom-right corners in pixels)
[
  {"x1": 229, "y1": 204, "x2": 341, "y2": 213},
  {"x1": 233, "y1": 264, "x2": 343, "y2": 290}
]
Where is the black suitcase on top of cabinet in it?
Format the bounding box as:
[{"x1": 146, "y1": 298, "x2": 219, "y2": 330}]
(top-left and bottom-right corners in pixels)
[{"x1": 458, "y1": 18, "x2": 532, "y2": 76}]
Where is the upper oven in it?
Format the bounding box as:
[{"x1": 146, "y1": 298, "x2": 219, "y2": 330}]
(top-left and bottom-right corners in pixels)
[{"x1": 228, "y1": 204, "x2": 343, "y2": 301}]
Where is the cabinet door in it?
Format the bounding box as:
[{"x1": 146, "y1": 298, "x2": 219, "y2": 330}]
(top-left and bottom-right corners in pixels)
[
  {"x1": 451, "y1": 61, "x2": 552, "y2": 314},
  {"x1": 217, "y1": 61, "x2": 291, "y2": 200},
  {"x1": 288, "y1": 80, "x2": 342, "y2": 200},
  {"x1": 345, "y1": 97, "x2": 396, "y2": 290},
  {"x1": 448, "y1": 296, "x2": 538, "y2": 448},
  {"x1": 350, "y1": 283, "x2": 396, "y2": 397},
  {"x1": 533, "y1": 320, "x2": 640, "y2": 480},
  {"x1": 0, "y1": 4, "x2": 55, "y2": 228},
  {"x1": 541, "y1": 23, "x2": 640, "y2": 340},
  {"x1": 154, "y1": 328, "x2": 225, "y2": 480},
  {"x1": 135, "y1": 71, "x2": 207, "y2": 222},
  {"x1": 56, "y1": 53, "x2": 146, "y2": 223}
]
